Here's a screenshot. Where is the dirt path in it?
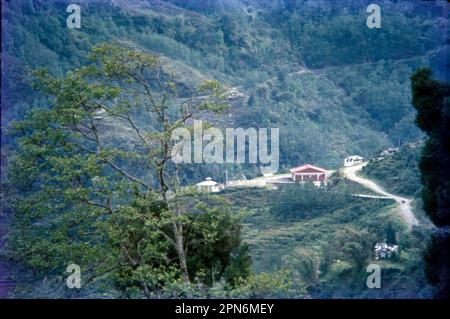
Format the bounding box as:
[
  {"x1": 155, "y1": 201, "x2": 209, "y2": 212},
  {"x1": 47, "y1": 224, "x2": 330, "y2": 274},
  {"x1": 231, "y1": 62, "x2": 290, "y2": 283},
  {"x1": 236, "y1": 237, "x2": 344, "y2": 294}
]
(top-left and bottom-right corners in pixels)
[{"x1": 342, "y1": 162, "x2": 419, "y2": 229}]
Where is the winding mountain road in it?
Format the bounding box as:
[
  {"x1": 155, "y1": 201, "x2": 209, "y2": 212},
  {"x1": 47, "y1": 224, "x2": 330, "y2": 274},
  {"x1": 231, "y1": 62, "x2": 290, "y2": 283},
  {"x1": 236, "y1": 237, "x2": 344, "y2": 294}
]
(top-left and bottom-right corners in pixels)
[{"x1": 342, "y1": 162, "x2": 419, "y2": 229}]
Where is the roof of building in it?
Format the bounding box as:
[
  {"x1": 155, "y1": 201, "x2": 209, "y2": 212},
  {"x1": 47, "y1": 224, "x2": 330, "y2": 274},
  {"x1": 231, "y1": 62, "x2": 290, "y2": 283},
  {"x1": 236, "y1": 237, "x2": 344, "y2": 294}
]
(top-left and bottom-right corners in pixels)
[{"x1": 290, "y1": 164, "x2": 327, "y2": 174}]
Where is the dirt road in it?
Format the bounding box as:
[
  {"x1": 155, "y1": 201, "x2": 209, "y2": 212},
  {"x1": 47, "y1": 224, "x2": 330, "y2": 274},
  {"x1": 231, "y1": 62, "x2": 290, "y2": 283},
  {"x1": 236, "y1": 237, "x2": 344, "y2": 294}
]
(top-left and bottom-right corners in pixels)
[{"x1": 342, "y1": 162, "x2": 419, "y2": 228}]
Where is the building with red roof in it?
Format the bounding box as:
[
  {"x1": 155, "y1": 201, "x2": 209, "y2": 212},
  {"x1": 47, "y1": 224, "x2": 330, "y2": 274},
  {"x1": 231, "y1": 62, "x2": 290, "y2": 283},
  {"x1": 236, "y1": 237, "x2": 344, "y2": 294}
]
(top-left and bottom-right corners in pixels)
[{"x1": 289, "y1": 164, "x2": 327, "y2": 183}]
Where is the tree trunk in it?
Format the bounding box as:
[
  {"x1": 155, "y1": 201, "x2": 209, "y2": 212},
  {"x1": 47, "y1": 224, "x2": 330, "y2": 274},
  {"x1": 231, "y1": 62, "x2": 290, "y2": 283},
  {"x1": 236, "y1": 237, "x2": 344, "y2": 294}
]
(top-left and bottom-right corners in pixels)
[{"x1": 173, "y1": 222, "x2": 190, "y2": 284}]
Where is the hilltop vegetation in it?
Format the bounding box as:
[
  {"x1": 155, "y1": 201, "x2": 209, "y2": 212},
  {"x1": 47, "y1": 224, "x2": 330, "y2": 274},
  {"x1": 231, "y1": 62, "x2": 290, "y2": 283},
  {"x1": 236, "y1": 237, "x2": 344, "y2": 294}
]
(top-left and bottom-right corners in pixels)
[
  {"x1": 2, "y1": 0, "x2": 448, "y2": 172},
  {"x1": 362, "y1": 143, "x2": 422, "y2": 197}
]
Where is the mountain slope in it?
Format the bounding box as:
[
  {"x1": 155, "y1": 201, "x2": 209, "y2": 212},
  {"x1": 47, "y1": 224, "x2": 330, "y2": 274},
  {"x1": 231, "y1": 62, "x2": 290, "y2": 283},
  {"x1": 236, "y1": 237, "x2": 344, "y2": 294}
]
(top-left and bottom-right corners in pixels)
[{"x1": 2, "y1": 0, "x2": 448, "y2": 172}]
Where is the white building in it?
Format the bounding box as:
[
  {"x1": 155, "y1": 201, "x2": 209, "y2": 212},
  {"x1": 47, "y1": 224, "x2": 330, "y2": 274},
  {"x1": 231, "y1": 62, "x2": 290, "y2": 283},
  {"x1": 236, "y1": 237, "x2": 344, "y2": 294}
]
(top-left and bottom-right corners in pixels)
[
  {"x1": 380, "y1": 147, "x2": 399, "y2": 157},
  {"x1": 374, "y1": 243, "x2": 398, "y2": 260},
  {"x1": 196, "y1": 177, "x2": 222, "y2": 193},
  {"x1": 344, "y1": 155, "x2": 364, "y2": 167}
]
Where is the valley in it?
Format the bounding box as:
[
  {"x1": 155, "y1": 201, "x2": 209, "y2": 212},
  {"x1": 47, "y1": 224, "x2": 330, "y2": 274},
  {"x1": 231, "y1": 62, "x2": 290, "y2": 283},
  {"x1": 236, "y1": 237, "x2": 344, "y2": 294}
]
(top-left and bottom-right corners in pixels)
[{"x1": 1, "y1": 0, "x2": 447, "y2": 299}]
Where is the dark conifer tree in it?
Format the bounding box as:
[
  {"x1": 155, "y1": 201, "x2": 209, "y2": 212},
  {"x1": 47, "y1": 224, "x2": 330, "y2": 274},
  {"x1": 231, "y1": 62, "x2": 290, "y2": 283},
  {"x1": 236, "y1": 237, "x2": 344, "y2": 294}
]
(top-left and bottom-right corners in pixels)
[{"x1": 411, "y1": 68, "x2": 450, "y2": 298}]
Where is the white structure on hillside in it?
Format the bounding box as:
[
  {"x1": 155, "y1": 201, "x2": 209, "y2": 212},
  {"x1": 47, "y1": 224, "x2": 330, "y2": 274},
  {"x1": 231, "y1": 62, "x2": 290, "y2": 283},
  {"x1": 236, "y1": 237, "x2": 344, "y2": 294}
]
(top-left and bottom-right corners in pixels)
[
  {"x1": 380, "y1": 147, "x2": 399, "y2": 157},
  {"x1": 196, "y1": 177, "x2": 222, "y2": 193},
  {"x1": 374, "y1": 243, "x2": 398, "y2": 260},
  {"x1": 344, "y1": 155, "x2": 364, "y2": 167}
]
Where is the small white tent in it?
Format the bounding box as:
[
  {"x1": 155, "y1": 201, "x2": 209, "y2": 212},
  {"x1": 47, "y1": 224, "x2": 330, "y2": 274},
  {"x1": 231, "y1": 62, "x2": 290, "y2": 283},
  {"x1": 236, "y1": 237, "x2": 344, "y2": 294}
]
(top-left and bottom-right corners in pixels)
[{"x1": 196, "y1": 177, "x2": 222, "y2": 193}]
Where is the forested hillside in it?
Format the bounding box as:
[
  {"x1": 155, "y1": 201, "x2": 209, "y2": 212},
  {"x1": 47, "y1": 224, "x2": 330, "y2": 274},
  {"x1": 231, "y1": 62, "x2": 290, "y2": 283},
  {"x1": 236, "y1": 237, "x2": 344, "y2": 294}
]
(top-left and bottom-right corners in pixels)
[
  {"x1": 2, "y1": 0, "x2": 448, "y2": 174},
  {"x1": 1, "y1": 0, "x2": 448, "y2": 299}
]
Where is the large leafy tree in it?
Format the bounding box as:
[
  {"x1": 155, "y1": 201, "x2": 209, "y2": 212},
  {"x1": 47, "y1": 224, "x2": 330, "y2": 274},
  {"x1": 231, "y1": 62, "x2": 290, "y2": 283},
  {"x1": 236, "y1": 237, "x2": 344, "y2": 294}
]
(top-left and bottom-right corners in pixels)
[
  {"x1": 6, "y1": 44, "x2": 250, "y2": 297},
  {"x1": 411, "y1": 68, "x2": 450, "y2": 298}
]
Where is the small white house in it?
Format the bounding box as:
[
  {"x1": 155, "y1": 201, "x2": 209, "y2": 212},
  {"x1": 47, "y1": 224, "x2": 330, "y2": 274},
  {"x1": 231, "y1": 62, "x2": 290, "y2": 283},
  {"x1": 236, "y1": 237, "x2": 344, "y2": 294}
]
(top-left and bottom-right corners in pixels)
[
  {"x1": 344, "y1": 155, "x2": 364, "y2": 167},
  {"x1": 374, "y1": 243, "x2": 398, "y2": 260},
  {"x1": 380, "y1": 147, "x2": 399, "y2": 157},
  {"x1": 196, "y1": 177, "x2": 222, "y2": 193}
]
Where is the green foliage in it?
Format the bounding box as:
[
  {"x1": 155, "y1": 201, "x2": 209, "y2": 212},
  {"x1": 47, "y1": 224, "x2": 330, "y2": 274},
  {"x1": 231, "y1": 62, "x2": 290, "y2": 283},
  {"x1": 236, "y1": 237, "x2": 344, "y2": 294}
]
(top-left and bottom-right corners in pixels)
[
  {"x1": 362, "y1": 143, "x2": 422, "y2": 197},
  {"x1": 385, "y1": 221, "x2": 397, "y2": 245},
  {"x1": 2, "y1": 0, "x2": 447, "y2": 299},
  {"x1": 5, "y1": 44, "x2": 250, "y2": 298},
  {"x1": 105, "y1": 193, "x2": 250, "y2": 297},
  {"x1": 2, "y1": 0, "x2": 446, "y2": 169},
  {"x1": 281, "y1": 248, "x2": 317, "y2": 287},
  {"x1": 232, "y1": 269, "x2": 306, "y2": 299},
  {"x1": 270, "y1": 183, "x2": 352, "y2": 221},
  {"x1": 412, "y1": 69, "x2": 450, "y2": 227},
  {"x1": 411, "y1": 68, "x2": 450, "y2": 298},
  {"x1": 324, "y1": 226, "x2": 374, "y2": 271},
  {"x1": 184, "y1": 196, "x2": 251, "y2": 287},
  {"x1": 272, "y1": 1, "x2": 441, "y2": 68},
  {"x1": 225, "y1": 187, "x2": 432, "y2": 298}
]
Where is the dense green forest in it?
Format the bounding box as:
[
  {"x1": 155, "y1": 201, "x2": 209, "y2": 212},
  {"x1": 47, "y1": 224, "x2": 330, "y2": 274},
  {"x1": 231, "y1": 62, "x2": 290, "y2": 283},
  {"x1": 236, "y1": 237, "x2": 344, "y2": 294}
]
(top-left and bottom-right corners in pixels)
[
  {"x1": 2, "y1": 0, "x2": 448, "y2": 173},
  {"x1": 1, "y1": 0, "x2": 448, "y2": 299}
]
